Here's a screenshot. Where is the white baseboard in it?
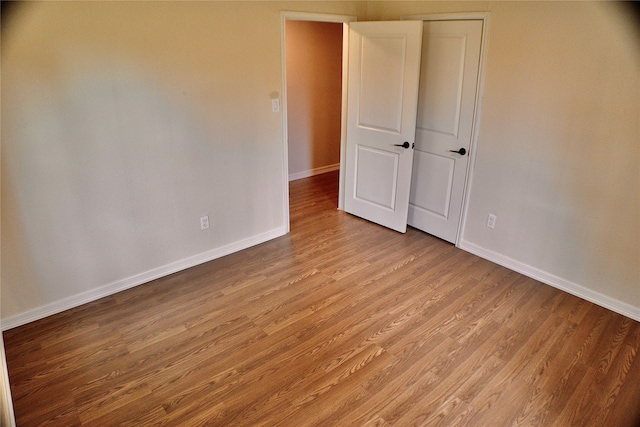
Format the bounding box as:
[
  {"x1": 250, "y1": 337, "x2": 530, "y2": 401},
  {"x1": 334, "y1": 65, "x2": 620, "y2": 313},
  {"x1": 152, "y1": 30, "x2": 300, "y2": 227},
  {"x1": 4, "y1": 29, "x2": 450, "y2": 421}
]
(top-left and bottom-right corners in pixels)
[
  {"x1": 1, "y1": 226, "x2": 288, "y2": 331},
  {"x1": 289, "y1": 163, "x2": 340, "y2": 181},
  {"x1": 458, "y1": 239, "x2": 640, "y2": 322}
]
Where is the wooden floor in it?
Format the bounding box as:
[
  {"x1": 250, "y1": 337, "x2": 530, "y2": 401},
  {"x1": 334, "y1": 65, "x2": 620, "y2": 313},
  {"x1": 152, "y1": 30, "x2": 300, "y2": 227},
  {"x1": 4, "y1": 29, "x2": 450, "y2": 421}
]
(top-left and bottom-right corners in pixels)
[{"x1": 4, "y1": 171, "x2": 640, "y2": 426}]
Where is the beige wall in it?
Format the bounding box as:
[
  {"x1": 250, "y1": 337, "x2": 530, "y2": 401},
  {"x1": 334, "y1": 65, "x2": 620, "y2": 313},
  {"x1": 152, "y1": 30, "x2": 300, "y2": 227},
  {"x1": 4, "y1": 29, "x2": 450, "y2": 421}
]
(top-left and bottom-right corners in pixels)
[
  {"x1": 286, "y1": 20, "x2": 343, "y2": 179},
  {"x1": 370, "y1": 1, "x2": 640, "y2": 313},
  {"x1": 1, "y1": 1, "x2": 366, "y2": 325},
  {"x1": 2, "y1": 1, "x2": 638, "y2": 326}
]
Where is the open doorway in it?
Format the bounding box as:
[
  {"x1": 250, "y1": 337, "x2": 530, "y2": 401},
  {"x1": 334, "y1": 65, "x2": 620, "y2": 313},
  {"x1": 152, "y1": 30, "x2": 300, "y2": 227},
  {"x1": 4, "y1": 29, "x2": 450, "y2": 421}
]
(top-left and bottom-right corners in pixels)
[
  {"x1": 284, "y1": 19, "x2": 344, "y2": 223},
  {"x1": 283, "y1": 14, "x2": 354, "y2": 234}
]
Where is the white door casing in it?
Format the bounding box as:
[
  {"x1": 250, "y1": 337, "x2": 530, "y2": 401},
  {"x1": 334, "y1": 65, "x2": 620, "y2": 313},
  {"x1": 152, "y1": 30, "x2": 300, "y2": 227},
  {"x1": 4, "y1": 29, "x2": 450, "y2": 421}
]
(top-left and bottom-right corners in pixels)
[
  {"x1": 408, "y1": 20, "x2": 483, "y2": 243},
  {"x1": 343, "y1": 21, "x2": 423, "y2": 233}
]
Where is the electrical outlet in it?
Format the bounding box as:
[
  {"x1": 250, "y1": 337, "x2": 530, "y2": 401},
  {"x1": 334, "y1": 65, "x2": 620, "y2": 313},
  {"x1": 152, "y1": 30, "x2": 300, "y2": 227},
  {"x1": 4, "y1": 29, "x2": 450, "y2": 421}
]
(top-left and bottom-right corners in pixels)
[
  {"x1": 487, "y1": 214, "x2": 497, "y2": 229},
  {"x1": 271, "y1": 98, "x2": 280, "y2": 112},
  {"x1": 200, "y1": 216, "x2": 210, "y2": 230}
]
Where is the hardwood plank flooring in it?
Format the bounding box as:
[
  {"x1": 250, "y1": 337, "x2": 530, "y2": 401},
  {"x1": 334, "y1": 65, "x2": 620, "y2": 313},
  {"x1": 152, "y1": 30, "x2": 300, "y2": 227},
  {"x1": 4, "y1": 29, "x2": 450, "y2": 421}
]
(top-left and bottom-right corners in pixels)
[{"x1": 4, "y1": 170, "x2": 640, "y2": 426}]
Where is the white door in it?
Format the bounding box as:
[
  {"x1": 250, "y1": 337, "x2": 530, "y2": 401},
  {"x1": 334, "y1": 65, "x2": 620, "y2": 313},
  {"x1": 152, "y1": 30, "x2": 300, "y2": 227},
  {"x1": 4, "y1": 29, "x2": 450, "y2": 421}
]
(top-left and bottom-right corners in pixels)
[
  {"x1": 343, "y1": 21, "x2": 423, "y2": 233},
  {"x1": 408, "y1": 20, "x2": 483, "y2": 243}
]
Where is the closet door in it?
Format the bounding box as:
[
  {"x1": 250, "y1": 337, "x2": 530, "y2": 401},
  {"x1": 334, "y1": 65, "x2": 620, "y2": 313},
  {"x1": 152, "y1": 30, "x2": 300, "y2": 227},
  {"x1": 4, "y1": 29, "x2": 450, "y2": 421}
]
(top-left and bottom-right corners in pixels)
[{"x1": 408, "y1": 20, "x2": 483, "y2": 243}]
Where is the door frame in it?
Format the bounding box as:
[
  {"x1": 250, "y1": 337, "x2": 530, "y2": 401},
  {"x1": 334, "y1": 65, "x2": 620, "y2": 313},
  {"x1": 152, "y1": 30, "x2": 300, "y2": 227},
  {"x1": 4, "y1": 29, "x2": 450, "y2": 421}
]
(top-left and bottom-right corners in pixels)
[
  {"x1": 398, "y1": 12, "x2": 491, "y2": 246},
  {"x1": 280, "y1": 11, "x2": 489, "y2": 246},
  {"x1": 280, "y1": 11, "x2": 356, "y2": 232}
]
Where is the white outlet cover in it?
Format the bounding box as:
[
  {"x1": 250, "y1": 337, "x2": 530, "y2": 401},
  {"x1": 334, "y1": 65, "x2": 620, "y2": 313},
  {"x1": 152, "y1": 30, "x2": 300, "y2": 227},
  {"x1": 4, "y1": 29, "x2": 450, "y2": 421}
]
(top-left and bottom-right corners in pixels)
[
  {"x1": 200, "y1": 216, "x2": 210, "y2": 230},
  {"x1": 487, "y1": 214, "x2": 496, "y2": 229}
]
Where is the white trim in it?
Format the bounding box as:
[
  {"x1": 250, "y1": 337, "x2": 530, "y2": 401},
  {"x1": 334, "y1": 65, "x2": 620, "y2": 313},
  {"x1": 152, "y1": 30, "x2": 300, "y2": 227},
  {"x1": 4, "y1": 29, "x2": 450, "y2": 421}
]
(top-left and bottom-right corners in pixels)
[
  {"x1": 0, "y1": 338, "x2": 15, "y2": 427},
  {"x1": 455, "y1": 13, "x2": 491, "y2": 249},
  {"x1": 402, "y1": 12, "x2": 490, "y2": 22},
  {"x1": 281, "y1": 11, "x2": 357, "y2": 24},
  {"x1": 338, "y1": 22, "x2": 350, "y2": 211},
  {"x1": 459, "y1": 240, "x2": 640, "y2": 322},
  {"x1": 289, "y1": 163, "x2": 340, "y2": 181},
  {"x1": 280, "y1": 12, "x2": 356, "y2": 216},
  {"x1": 280, "y1": 14, "x2": 291, "y2": 233},
  {"x1": 1, "y1": 226, "x2": 287, "y2": 331}
]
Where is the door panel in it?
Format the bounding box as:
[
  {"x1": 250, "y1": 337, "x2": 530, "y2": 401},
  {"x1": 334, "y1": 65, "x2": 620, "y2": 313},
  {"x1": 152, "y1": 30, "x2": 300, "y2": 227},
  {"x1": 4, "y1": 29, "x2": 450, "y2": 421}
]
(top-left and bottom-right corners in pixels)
[
  {"x1": 408, "y1": 20, "x2": 483, "y2": 242},
  {"x1": 417, "y1": 34, "x2": 467, "y2": 137},
  {"x1": 410, "y1": 151, "x2": 454, "y2": 219},
  {"x1": 354, "y1": 146, "x2": 399, "y2": 210},
  {"x1": 344, "y1": 21, "x2": 423, "y2": 233},
  {"x1": 358, "y1": 36, "x2": 408, "y2": 133}
]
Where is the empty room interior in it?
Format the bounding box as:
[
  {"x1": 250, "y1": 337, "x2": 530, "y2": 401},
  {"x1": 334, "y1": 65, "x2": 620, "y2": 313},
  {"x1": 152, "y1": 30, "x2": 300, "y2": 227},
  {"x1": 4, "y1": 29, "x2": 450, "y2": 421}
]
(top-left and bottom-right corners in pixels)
[{"x1": 1, "y1": 1, "x2": 639, "y2": 425}]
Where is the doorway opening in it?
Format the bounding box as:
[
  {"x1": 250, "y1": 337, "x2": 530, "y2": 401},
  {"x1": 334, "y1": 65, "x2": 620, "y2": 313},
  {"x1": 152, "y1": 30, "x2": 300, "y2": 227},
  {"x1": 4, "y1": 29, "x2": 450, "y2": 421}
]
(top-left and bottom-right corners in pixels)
[
  {"x1": 281, "y1": 12, "x2": 355, "y2": 232},
  {"x1": 285, "y1": 20, "x2": 342, "y2": 183}
]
